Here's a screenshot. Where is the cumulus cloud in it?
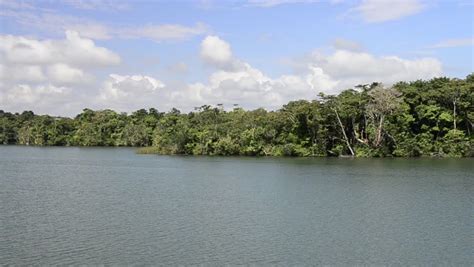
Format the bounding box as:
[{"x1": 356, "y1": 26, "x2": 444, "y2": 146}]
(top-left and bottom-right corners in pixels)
[
  {"x1": 0, "y1": 31, "x2": 120, "y2": 67},
  {"x1": 200, "y1": 35, "x2": 234, "y2": 67},
  {"x1": 92, "y1": 62, "x2": 321, "y2": 112},
  {"x1": 185, "y1": 63, "x2": 277, "y2": 108},
  {"x1": 308, "y1": 49, "x2": 442, "y2": 87},
  {"x1": 3, "y1": 84, "x2": 70, "y2": 105},
  {"x1": 47, "y1": 63, "x2": 91, "y2": 85},
  {"x1": 0, "y1": 84, "x2": 76, "y2": 115},
  {"x1": 355, "y1": 0, "x2": 425, "y2": 23},
  {"x1": 0, "y1": 31, "x2": 120, "y2": 115},
  {"x1": 1, "y1": 34, "x2": 444, "y2": 116},
  {"x1": 0, "y1": 31, "x2": 120, "y2": 91},
  {"x1": 0, "y1": 65, "x2": 46, "y2": 83},
  {"x1": 169, "y1": 62, "x2": 340, "y2": 110},
  {"x1": 171, "y1": 35, "x2": 442, "y2": 110},
  {"x1": 97, "y1": 74, "x2": 166, "y2": 111}
]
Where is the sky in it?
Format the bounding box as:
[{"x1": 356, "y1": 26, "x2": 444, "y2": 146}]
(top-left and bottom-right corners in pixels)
[{"x1": 0, "y1": 0, "x2": 473, "y2": 116}]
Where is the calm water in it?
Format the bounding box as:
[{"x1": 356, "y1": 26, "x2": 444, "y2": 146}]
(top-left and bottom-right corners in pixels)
[{"x1": 0, "y1": 146, "x2": 472, "y2": 265}]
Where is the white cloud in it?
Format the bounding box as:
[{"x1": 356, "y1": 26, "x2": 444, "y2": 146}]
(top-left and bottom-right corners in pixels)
[
  {"x1": 304, "y1": 66, "x2": 340, "y2": 92},
  {"x1": 0, "y1": 31, "x2": 120, "y2": 66},
  {"x1": 170, "y1": 36, "x2": 442, "y2": 110},
  {"x1": 100, "y1": 74, "x2": 165, "y2": 100},
  {"x1": 355, "y1": 0, "x2": 425, "y2": 23},
  {"x1": 197, "y1": 63, "x2": 276, "y2": 107},
  {"x1": 97, "y1": 74, "x2": 166, "y2": 111},
  {"x1": 0, "y1": 64, "x2": 46, "y2": 83},
  {"x1": 47, "y1": 63, "x2": 90, "y2": 85},
  {"x1": 308, "y1": 49, "x2": 442, "y2": 87},
  {"x1": 59, "y1": 31, "x2": 121, "y2": 66},
  {"x1": 430, "y1": 37, "x2": 474, "y2": 48},
  {"x1": 4, "y1": 84, "x2": 70, "y2": 105},
  {"x1": 194, "y1": 35, "x2": 439, "y2": 111},
  {"x1": 173, "y1": 62, "x2": 340, "y2": 110},
  {"x1": 1, "y1": 34, "x2": 444, "y2": 115},
  {"x1": 0, "y1": 32, "x2": 121, "y2": 115},
  {"x1": 0, "y1": 83, "x2": 76, "y2": 115},
  {"x1": 200, "y1": 35, "x2": 234, "y2": 67}
]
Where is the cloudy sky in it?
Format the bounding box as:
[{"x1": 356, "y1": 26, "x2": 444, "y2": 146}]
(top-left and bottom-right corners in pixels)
[{"x1": 0, "y1": 0, "x2": 472, "y2": 116}]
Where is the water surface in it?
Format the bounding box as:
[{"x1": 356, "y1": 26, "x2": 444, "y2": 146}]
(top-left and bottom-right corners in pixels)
[{"x1": 0, "y1": 146, "x2": 472, "y2": 265}]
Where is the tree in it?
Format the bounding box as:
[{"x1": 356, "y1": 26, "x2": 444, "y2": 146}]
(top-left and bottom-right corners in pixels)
[
  {"x1": 366, "y1": 85, "x2": 402, "y2": 147},
  {"x1": 1, "y1": 74, "x2": 472, "y2": 158}
]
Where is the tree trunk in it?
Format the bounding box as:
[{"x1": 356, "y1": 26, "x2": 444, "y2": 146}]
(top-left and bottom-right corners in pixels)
[
  {"x1": 375, "y1": 115, "x2": 384, "y2": 147},
  {"x1": 453, "y1": 99, "x2": 457, "y2": 130},
  {"x1": 333, "y1": 108, "x2": 354, "y2": 156},
  {"x1": 354, "y1": 129, "x2": 368, "y2": 145}
]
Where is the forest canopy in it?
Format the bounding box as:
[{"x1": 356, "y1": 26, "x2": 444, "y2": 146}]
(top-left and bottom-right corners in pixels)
[{"x1": 1, "y1": 75, "x2": 473, "y2": 157}]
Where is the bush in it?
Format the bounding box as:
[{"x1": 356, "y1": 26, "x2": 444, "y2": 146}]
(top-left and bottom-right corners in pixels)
[
  {"x1": 441, "y1": 129, "x2": 470, "y2": 157},
  {"x1": 136, "y1": 147, "x2": 161, "y2": 154}
]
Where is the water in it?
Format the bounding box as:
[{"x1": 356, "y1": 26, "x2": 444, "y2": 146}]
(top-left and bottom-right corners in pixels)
[{"x1": 0, "y1": 146, "x2": 472, "y2": 265}]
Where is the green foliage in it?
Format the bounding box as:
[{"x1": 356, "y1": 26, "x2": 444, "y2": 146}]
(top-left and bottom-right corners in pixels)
[
  {"x1": 1, "y1": 75, "x2": 472, "y2": 157},
  {"x1": 440, "y1": 129, "x2": 470, "y2": 157},
  {"x1": 136, "y1": 146, "x2": 162, "y2": 154}
]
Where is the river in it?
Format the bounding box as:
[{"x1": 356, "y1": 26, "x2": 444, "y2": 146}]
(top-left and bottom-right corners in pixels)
[{"x1": 0, "y1": 146, "x2": 472, "y2": 265}]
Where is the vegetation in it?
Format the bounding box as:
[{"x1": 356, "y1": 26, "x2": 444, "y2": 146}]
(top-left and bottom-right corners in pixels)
[{"x1": 1, "y1": 75, "x2": 473, "y2": 157}]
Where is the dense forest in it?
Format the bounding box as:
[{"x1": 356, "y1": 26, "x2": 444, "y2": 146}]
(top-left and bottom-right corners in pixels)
[{"x1": 1, "y1": 75, "x2": 473, "y2": 157}]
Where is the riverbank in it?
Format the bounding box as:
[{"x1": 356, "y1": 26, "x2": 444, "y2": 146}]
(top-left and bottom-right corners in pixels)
[{"x1": 135, "y1": 146, "x2": 473, "y2": 158}]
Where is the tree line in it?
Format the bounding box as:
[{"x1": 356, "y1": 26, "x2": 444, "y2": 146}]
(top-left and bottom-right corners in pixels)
[{"x1": 1, "y1": 75, "x2": 472, "y2": 157}]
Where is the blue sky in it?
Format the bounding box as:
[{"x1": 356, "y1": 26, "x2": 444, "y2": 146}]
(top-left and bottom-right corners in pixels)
[{"x1": 0, "y1": 0, "x2": 473, "y2": 116}]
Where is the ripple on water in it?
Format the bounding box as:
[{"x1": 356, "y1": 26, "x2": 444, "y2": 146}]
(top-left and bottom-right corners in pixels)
[{"x1": 0, "y1": 146, "x2": 473, "y2": 265}]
